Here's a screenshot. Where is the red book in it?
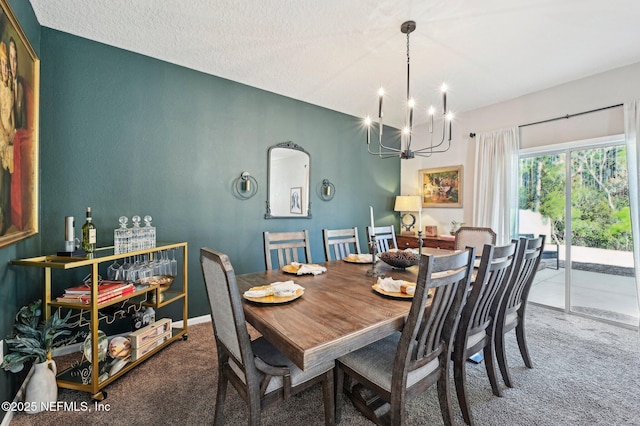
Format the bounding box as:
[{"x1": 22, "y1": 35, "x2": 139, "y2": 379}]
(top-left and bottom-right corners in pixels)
[{"x1": 64, "y1": 281, "x2": 130, "y2": 294}]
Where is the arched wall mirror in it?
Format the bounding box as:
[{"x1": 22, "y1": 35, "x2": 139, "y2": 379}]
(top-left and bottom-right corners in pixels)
[{"x1": 265, "y1": 142, "x2": 311, "y2": 219}]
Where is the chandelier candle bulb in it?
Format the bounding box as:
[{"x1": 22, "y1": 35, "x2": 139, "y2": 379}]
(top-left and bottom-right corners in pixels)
[
  {"x1": 429, "y1": 106, "x2": 435, "y2": 133},
  {"x1": 442, "y1": 83, "x2": 448, "y2": 113},
  {"x1": 408, "y1": 98, "x2": 415, "y2": 132},
  {"x1": 378, "y1": 87, "x2": 384, "y2": 118}
]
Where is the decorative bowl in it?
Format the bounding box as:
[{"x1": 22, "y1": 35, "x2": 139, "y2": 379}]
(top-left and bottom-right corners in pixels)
[
  {"x1": 379, "y1": 250, "x2": 421, "y2": 269},
  {"x1": 144, "y1": 275, "x2": 174, "y2": 302}
]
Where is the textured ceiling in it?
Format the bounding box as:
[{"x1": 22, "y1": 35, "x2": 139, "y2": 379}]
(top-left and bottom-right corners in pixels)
[{"x1": 28, "y1": 0, "x2": 640, "y2": 128}]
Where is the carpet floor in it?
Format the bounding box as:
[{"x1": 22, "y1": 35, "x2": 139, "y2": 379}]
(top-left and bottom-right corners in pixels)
[{"x1": 7, "y1": 304, "x2": 640, "y2": 425}]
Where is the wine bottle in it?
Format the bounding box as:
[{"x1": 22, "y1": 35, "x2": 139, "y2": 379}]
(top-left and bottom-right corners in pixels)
[{"x1": 82, "y1": 207, "x2": 97, "y2": 256}]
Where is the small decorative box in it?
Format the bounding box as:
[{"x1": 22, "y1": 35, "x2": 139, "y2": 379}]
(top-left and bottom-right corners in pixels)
[
  {"x1": 130, "y1": 330, "x2": 172, "y2": 361},
  {"x1": 128, "y1": 318, "x2": 172, "y2": 348}
]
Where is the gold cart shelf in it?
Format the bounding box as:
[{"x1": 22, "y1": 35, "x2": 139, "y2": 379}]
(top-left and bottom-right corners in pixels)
[{"x1": 11, "y1": 242, "x2": 188, "y2": 401}]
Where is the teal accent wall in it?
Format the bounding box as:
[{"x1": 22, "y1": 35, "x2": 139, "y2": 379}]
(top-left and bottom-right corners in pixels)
[
  {"x1": 1, "y1": 12, "x2": 400, "y2": 411},
  {"x1": 37, "y1": 31, "x2": 401, "y2": 316}
]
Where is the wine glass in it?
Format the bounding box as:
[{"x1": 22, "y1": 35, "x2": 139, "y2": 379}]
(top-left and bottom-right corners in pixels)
[
  {"x1": 107, "y1": 259, "x2": 121, "y2": 280},
  {"x1": 170, "y1": 249, "x2": 177, "y2": 276}
]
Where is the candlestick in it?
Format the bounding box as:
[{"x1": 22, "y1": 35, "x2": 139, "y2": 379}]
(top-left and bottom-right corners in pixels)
[{"x1": 369, "y1": 206, "x2": 375, "y2": 231}]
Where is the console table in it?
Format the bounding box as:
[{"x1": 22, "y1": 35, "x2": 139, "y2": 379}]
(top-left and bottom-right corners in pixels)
[{"x1": 396, "y1": 234, "x2": 456, "y2": 250}]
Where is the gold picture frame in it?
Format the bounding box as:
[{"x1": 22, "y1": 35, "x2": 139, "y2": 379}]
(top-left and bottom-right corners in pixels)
[
  {"x1": 0, "y1": 0, "x2": 39, "y2": 248},
  {"x1": 420, "y1": 165, "x2": 462, "y2": 208}
]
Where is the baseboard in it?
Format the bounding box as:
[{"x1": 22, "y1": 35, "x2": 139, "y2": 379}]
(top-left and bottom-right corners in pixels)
[{"x1": 173, "y1": 314, "x2": 212, "y2": 328}]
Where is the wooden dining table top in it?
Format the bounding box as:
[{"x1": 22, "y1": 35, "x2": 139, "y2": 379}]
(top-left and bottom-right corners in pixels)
[{"x1": 235, "y1": 259, "x2": 423, "y2": 370}]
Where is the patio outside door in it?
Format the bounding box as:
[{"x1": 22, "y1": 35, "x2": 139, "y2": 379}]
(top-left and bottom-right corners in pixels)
[{"x1": 520, "y1": 137, "x2": 639, "y2": 328}]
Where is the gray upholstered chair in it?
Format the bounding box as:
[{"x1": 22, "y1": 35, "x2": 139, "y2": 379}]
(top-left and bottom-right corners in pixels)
[
  {"x1": 495, "y1": 235, "x2": 545, "y2": 388},
  {"x1": 200, "y1": 248, "x2": 335, "y2": 425},
  {"x1": 263, "y1": 230, "x2": 312, "y2": 270},
  {"x1": 366, "y1": 225, "x2": 398, "y2": 253},
  {"x1": 452, "y1": 241, "x2": 519, "y2": 425},
  {"x1": 322, "y1": 227, "x2": 361, "y2": 261},
  {"x1": 336, "y1": 248, "x2": 476, "y2": 425},
  {"x1": 454, "y1": 226, "x2": 497, "y2": 256}
]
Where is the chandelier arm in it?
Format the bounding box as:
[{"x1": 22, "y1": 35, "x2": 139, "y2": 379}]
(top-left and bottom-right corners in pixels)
[{"x1": 414, "y1": 139, "x2": 452, "y2": 155}]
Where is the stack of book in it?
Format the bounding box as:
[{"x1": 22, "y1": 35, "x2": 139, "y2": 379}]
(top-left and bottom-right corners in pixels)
[{"x1": 57, "y1": 281, "x2": 135, "y2": 304}]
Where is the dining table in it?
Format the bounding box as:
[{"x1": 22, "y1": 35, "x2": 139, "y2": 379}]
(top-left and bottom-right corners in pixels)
[{"x1": 235, "y1": 248, "x2": 452, "y2": 371}]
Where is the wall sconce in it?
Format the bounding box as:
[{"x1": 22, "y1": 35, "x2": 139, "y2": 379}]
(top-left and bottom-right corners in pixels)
[
  {"x1": 233, "y1": 171, "x2": 258, "y2": 199},
  {"x1": 319, "y1": 178, "x2": 335, "y2": 201},
  {"x1": 394, "y1": 195, "x2": 421, "y2": 233}
]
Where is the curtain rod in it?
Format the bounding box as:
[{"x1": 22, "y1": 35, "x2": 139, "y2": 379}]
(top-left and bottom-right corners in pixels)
[{"x1": 469, "y1": 103, "x2": 623, "y2": 138}]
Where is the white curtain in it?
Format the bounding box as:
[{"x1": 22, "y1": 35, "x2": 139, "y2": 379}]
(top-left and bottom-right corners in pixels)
[
  {"x1": 623, "y1": 101, "x2": 640, "y2": 330},
  {"x1": 473, "y1": 127, "x2": 520, "y2": 245}
]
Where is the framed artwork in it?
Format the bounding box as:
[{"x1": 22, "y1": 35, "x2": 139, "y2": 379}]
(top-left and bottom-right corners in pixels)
[
  {"x1": 420, "y1": 165, "x2": 462, "y2": 208},
  {"x1": 0, "y1": 0, "x2": 38, "y2": 248},
  {"x1": 290, "y1": 187, "x2": 302, "y2": 214}
]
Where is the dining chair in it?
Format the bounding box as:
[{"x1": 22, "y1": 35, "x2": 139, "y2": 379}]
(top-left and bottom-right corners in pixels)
[
  {"x1": 336, "y1": 248, "x2": 476, "y2": 426},
  {"x1": 494, "y1": 235, "x2": 545, "y2": 389},
  {"x1": 454, "y1": 226, "x2": 496, "y2": 256},
  {"x1": 452, "y1": 241, "x2": 519, "y2": 425},
  {"x1": 263, "y1": 230, "x2": 312, "y2": 270},
  {"x1": 366, "y1": 225, "x2": 398, "y2": 253},
  {"x1": 200, "y1": 248, "x2": 335, "y2": 426},
  {"x1": 323, "y1": 227, "x2": 361, "y2": 261}
]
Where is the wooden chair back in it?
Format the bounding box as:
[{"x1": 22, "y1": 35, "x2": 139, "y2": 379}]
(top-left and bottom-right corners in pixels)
[
  {"x1": 322, "y1": 227, "x2": 361, "y2": 261},
  {"x1": 200, "y1": 248, "x2": 261, "y2": 406},
  {"x1": 500, "y1": 235, "x2": 545, "y2": 326},
  {"x1": 263, "y1": 230, "x2": 312, "y2": 270},
  {"x1": 335, "y1": 248, "x2": 475, "y2": 425},
  {"x1": 452, "y1": 241, "x2": 519, "y2": 423},
  {"x1": 454, "y1": 226, "x2": 497, "y2": 256},
  {"x1": 366, "y1": 225, "x2": 398, "y2": 253},
  {"x1": 494, "y1": 235, "x2": 545, "y2": 388}
]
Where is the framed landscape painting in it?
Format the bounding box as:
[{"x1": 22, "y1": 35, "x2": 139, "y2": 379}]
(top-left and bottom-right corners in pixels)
[
  {"x1": 420, "y1": 165, "x2": 462, "y2": 208},
  {"x1": 0, "y1": 0, "x2": 39, "y2": 248}
]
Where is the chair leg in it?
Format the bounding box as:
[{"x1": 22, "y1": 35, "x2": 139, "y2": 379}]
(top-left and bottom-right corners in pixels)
[
  {"x1": 495, "y1": 329, "x2": 514, "y2": 388},
  {"x1": 322, "y1": 370, "x2": 336, "y2": 426},
  {"x1": 214, "y1": 370, "x2": 228, "y2": 426},
  {"x1": 483, "y1": 343, "x2": 502, "y2": 397},
  {"x1": 437, "y1": 362, "x2": 455, "y2": 426},
  {"x1": 453, "y1": 353, "x2": 473, "y2": 425},
  {"x1": 334, "y1": 364, "x2": 344, "y2": 424},
  {"x1": 515, "y1": 315, "x2": 533, "y2": 368}
]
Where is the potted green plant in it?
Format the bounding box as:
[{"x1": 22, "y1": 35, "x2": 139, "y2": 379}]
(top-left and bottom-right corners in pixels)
[
  {"x1": 450, "y1": 220, "x2": 465, "y2": 235},
  {"x1": 1, "y1": 299, "x2": 73, "y2": 373},
  {"x1": 1, "y1": 300, "x2": 73, "y2": 414}
]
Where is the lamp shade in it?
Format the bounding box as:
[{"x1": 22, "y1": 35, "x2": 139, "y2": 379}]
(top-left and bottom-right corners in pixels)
[{"x1": 394, "y1": 195, "x2": 421, "y2": 212}]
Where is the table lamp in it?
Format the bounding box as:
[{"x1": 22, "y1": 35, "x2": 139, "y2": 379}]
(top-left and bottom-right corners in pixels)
[{"x1": 394, "y1": 195, "x2": 421, "y2": 234}]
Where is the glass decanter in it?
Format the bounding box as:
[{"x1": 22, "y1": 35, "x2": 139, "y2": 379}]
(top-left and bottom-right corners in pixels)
[
  {"x1": 143, "y1": 215, "x2": 156, "y2": 249},
  {"x1": 131, "y1": 215, "x2": 143, "y2": 252},
  {"x1": 114, "y1": 216, "x2": 131, "y2": 254}
]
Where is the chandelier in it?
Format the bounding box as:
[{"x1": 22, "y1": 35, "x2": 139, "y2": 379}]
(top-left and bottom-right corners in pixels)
[{"x1": 366, "y1": 20, "x2": 453, "y2": 159}]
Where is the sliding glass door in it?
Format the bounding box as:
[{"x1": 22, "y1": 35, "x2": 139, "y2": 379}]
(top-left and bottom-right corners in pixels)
[
  {"x1": 520, "y1": 137, "x2": 639, "y2": 327},
  {"x1": 519, "y1": 153, "x2": 566, "y2": 310}
]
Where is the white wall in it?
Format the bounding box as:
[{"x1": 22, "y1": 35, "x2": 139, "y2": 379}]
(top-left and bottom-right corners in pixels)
[{"x1": 402, "y1": 61, "x2": 640, "y2": 234}]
